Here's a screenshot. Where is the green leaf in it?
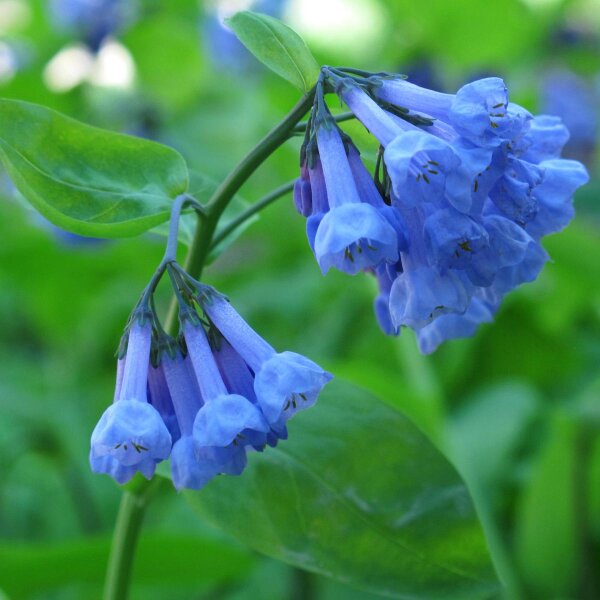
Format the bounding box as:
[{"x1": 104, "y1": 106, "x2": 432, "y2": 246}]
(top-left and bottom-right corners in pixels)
[
  {"x1": 226, "y1": 11, "x2": 320, "y2": 91},
  {"x1": 0, "y1": 98, "x2": 188, "y2": 238},
  {"x1": 446, "y1": 383, "x2": 541, "y2": 598},
  {"x1": 150, "y1": 169, "x2": 257, "y2": 262},
  {"x1": 187, "y1": 380, "x2": 500, "y2": 599},
  {"x1": 514, "y1": 413, "x2": 581, "y2": 598},
  {"x1": 448, "y1": 383, "x2": 540, "y2": 488},
  {"x1": 0, "y1": 532, "x2": 254, "y2": 599}
]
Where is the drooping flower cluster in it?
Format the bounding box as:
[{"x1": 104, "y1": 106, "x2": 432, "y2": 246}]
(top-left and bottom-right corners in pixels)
[
  {"x1": 90, "y1": 262, "x2": 332, "y2": 490},
  {"x1": 294, "y1": 67, "x2": 589, "y2": 353}
]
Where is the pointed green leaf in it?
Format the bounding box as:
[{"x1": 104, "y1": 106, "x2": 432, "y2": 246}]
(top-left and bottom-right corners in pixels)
[
  {"x1": 226, "y1": 11, "x2": 320, "y2": 91},
  {"x1": 187, "y1": 380, "x2": 500, "y2": 599},
  {"x1": 514, "y1": 414, "x2": 581, "y2": 598},
  {"x1": 0, "y1": 98, "x2": 188, "y2": 238}
]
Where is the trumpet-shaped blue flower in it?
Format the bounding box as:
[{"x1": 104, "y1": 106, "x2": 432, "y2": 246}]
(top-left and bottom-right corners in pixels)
[
  {"x1": 489, "y1": 157, "x2": 543, "y2": 224},
  {"x1": 314, "y1": 204, "x2": 399, "y2": 275},
  {"x1": 449, "y1": 78, "x2": 531, "y2": 147},
  {"x1": 520, "y1": 115, "x2": 570, "y2": 162},
  {"x1": 313, "y1": 125, "x2": 399, "y2": 274},
  {"x1": 193, "y1": 394, "x2": 269, "y2": 449},
  {"x1": 416, "y1": 297, "x2": 496, "y2": 354},
  {"x1": 214, "y1": 339, "x2": 289, "y2": 447},
  {"x1": 389, "y1": 266, "x2": 471, "y2": 330},
  {"x1": 170, "y1": 438, "x2": 219, "y2": 491},
  {"x1": 202, "y1": 296, "x2": 332, "y2": 426},
  {"x1": 424, "y1": 208, "x2": 489, "y2": 270},
  {"x1": 184, "y1": 320, "x2": 271, "y2": 478},
  {"x1": 385, "y1": 131, "x2": 462, "y2": 207},
  {"x1": 254, "y1": 351, "x2": 330, "y2": 425},
  {"x1": 466, "y1": 214, "x2": 533, "y2": 286},
  {"x1": 527, "y1": 158, "x2": 589, "y2": 238},
  {"x1": 90, "y1": 321, "x2": 171, "y2": 482},
  {"x1": 375, "y1": 76, "x2": 530, "y2": 146},
  {"x1": 159, "y1": 351, "x2": 209, "y2": 491}
]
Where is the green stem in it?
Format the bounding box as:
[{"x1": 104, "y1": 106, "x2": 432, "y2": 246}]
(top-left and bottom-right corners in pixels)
[
  {"x1": 103, "y1": 478, "x2": 163, "y2": 600},
  {"x1": 290, "y1": 567, "x2": 318, "y2": 600},
  {"x1": 183, "y1": 89, "x2": 315, "y2": 280},
  {"x1": 210, "y1": 180, "x2": 295, "y2": 250},
  {"x1": 104, "y1": 90, "x2": 316, "y2": 600},
  {"x1": 164, "y1": 89, "x2": 315, "y2": 331}
]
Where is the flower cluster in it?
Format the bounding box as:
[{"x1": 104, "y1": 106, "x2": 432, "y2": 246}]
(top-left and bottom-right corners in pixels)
[
  {"x1": 294, "y1": 67, "x2": 589, "y2": 353},
  {"x1": 90, "y1": 262, "x2": 332, "y2": 490}
]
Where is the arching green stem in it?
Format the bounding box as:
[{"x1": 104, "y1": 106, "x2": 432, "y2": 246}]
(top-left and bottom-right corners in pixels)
[
  {"x1": 210, "y1": 180, "x2": 295, "y2": 250},
  {"x1": 182, "y1": 89, "x2": 315, "y2": 281},
  {"x1": 103, "y1": 88, "x2": 315, "y2": 600}
]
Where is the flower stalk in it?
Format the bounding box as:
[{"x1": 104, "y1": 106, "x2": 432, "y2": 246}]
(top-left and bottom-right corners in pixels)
[{"x1": 103, "y1": 88, "x2": 317, "y2": 600}]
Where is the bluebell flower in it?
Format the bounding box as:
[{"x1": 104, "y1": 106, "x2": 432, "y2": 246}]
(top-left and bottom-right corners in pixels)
[
  {"x1": 336, "y1": 84, "x2": 493, "y2": 213},
  {"x1": 519, "y1": 115, "x2": 570, "y2": 163},
  {"x1": 389, "y1": 266, "x2": 471, "y2": 330},
  {"x1": 159, "y1": 350, "x2": 212, "y2": 491},
  {"x1": 340, "y1": 85, "x2": 404, "y2": 146},
  {"x1": 424, "y1": 208, "x2": 489, "y2": 270},
  {"x1": 201, "y1": 295, "x2": 332, "y2": 427},
  {"x1": 299, "y1": 67, "x2": 589, "y2": 348},
  {"x1": 193, "y1": 394, "x2": 269, "y2": 452},
  {"x1": 416, "y1": 297, "x2": 496, "y2": 354},
  {"x1": 92, "y1": 258, "x2": 330, "y2": 489},
  {"x1": 375, "y1": 76, "x2": 531, "y2": 147},
  {"x1": 90, "y1": 320, "x2": 172, "y2": 483},
  {"x1": 465, "y1": 214, "x2": 534, "y2": 287},
  {"x1": 213, "y1": 338, "x2": 289, "y2": 447},
  {"x1": 313, "y1": 124, "x2": 399, "y2": 274},
  {"x1": 449, "y1": 78, "x2": 531, "y2": 147},
  {"x1": 384, "y1": 131, "x2": 461, "y2": 207},
  {"x1": 183, "y1": 319, "x2": 269, "y2": 479},
  {"x1": 489, "y1": 157, "x2": 544, "y2": 224},
  {"x1": 526, "y1": 158, "x2": 589, "y2": 239}
]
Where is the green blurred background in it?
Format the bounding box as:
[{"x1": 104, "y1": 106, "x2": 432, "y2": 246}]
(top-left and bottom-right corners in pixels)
[{"x1": 0, "y1": 0, "x2": 599, "y2": 598}]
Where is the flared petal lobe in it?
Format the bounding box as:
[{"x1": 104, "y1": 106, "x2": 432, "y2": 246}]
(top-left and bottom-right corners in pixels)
[
  {"x1": 314, "y1": 203, "x2": 399, "y2": 275},
  {"x1": 254, "y1": 351, "x2": 333, "y2": 425},
  {"x1": 389, "y1": 267, "x2": 471, "y2": 330},
  {"x1": 90, "y1": 400, "x2": 171, "y2": 466}
]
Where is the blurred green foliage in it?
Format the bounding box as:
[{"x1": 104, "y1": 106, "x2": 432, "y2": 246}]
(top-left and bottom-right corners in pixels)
[{"x1": 0, "y1": 0, "x2": 599, "y2": 598}]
